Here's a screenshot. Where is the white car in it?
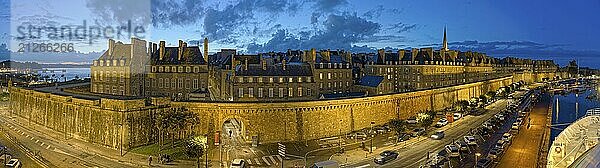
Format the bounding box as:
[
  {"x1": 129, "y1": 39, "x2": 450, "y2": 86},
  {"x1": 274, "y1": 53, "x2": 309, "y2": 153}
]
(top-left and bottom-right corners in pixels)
[
  {"x1": 230, "y1": 159, "x2": 247, "y2": 168},
  {"x1": 430, "y1": 130, "x2": 445, "y2": 140},
  {"x1": 464, "y1": 136, "x2": 477, "y2": 146},
  {"x1": 495, "y1": 139, "x2": 506, "y2": 149},
  {"x1": 436, "y1": 118, "x2": 448, "y2": 127},
  {"x1": 453, "y1": 113, "x2": 463, "y2": 120},
  {"x1": 445, "y1": 145, "x2": 460, "y2": 157},
  {"x1": 511, "y1": 122, "x2": 520, "y2": 130}
]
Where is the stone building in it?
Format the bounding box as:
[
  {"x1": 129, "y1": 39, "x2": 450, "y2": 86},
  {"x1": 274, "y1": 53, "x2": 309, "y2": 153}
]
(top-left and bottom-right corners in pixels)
[
  {"x1": 90, "y1": 38, "x2": 148, "y2": 96},
  {"x1": 145, "y1": 40, "x2": 209, "y2": 100}
]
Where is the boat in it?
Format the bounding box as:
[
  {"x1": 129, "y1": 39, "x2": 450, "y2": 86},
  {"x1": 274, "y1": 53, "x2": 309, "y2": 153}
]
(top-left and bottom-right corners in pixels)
[{"x1": 547, "y1": 111, "x2": 600, "y2": 168}]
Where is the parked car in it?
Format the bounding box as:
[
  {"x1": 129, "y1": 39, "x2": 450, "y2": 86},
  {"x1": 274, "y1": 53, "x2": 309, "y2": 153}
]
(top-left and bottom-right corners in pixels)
[
  {"x1": 495, "y1": 139, "x2": 506, "y2": 149},
  {"x1": 436, "y1": 118, "x2": 448, "y2": 127},
  {"x1": 464, "y1": 136, "x2": 477, "y2": 146},
  {"x1": 397, "y1": 133, "x2": 410, "y2": 142},
  {"x1": 502, "y1": 133, "x2": 513, "y2": 142},
  {"x1": 230, "y1": 159, "x2": 247, "y2": 168},
  {"x1": 454, "y1": 140, "x2": 469, "y2": 151},
  {"x1": 374, "y1": 151, "x2": 398, "y2": 165},
  {"x1": 411, "y1": 128, "x2": 426, "y2": 137},
  {"x1": 453, "y1": 113, "x2": 463, "y2": 120},
  {"x1": 445, "y1": 145, "x2": 460, "y2": 158},
  {"x1": 5, "y1": 158, "x2": 21, "y2": 168},
  {"x1": 476, "y1": 158, "x2": 492, "y2": 168},
  {"x1": 431, "y1": 130, "x2": 445, "y2": 140},
  {"x1": 488, "y1": 147, "x2": 503, "y2": 160},
  {"x1": 407, "y1": 117, "x2": 418, "y2": 124},
  {"x1": 354, "y1": 132, "x2": 368, "y2": 140},
  {"x1": 511, "y1": 122, "x2": 520, "y2": 130}
]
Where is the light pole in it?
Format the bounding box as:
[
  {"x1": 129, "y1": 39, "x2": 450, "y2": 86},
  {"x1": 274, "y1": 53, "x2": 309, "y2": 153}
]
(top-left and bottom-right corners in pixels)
[
  {"x1": 474, "y1": 152, "x2": 481, "y2": 168},
  {"x1": 339, "y1": 119, "x2": 342, "y2": 153},
  {"x1": 63, "y1": 112, "x2": 67, "y2": 140},
  {"x1": 370, "y1": 121, "x2": 374, "y2": 153}
]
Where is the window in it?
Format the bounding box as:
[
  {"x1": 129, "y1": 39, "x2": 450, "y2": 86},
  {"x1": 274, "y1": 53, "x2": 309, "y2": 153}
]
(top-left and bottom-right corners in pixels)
[
  {"x1": 319, "y1": 73, "x2": 323, "y2": 79},
  {"x1": 193, "y1": 79, "x2": 198, "y2": 89},
  {"x1": 258, "y1": 77, "x2": 263, "y2": 83},
  {"x1": 165, "y1": 78, "x2": 170, "y2": 88},
  {"x1": 171, "y1": 78, "x2": 176, "y2": 88},
  {"x1": 194, "y1": 67, "x2": 199, "y2": 73},
  {"x1": 334, "y1": 82, "x2": 337, "y2": 88},
  {"x1": 120, "y1": 72, "x2": 124, "y2": 83},
  {"x1": 288, "y1": 77, "x2": 293, "y2": 83},
  {"x1": 279, "y1": 77, "x2": 284, "y2": 83},
  {"x1": 186, "y1": 66, "x2": 190, "y2": 73},
  {"x1": 258, "y1": 88, "x2": 263, "y2": 98},
  {"x1": 93, "y1": 71, "x2": 97, "y2": 81},
  {"x1": 172, "y1": 66, "x2": 176, "y2": 72},
  {"x1": 320, "y1": 83, "x2": 323, "y2": 89},
  {"x1": 298, "y1": 87, "x2": 303, "y2": 97},
  {"x1": 346, "y1": 81, "x2": 349, "y2": 87},
  {"x1": 269, "y1": 88, "x2": 274, "y2": 97},
  {"x1": 269, "y1": 77, "x2": 273, "y2": 83},
  {"x1": 288, "y1": 88, "x2": 293, "y2": 97},
  {"x1": 248, "y1": 77, "x2": 253, "y2": 83},
  {"x1": 99, "y1": 71, "x2": 102, "y2": 81},
  {"x1": 307, "y1": 77, "x2": 312, "y2": 82},
  {"x1": 248, "y1": 88, "x2": 254, "y2": 98},
  {"x1": 279, "y1": 88, "x2": 284, "y2": 98},
  {"x1": 159, "y1": 78, "x2": 163, "y2": 88},
  {"x1": 298, "y1": 77, "x2": 302, "y2": 83},
  {"x1": 307, "y1": 88, "x2": 312, "y2": 96},
  {"x1": 328, "y1": 82, "x2": 331, "y2": 88},
  {"x1": 186, "y1": 79, "x2": 190, "y2": 89},
  {"x1": 179, "y1": 78, "x2": 183, "y2": 88},
  {"x1": 238, "y1": 88, "x2": 244, "y2": 98},
  {"x1": 112, "y1": 71, "x2": 117, "y2": 82},
  {"x1": 238, "y1": 77, "x2": 244, "y2": 83},
  {"x1": 328, "y1": 73, "x2": 331, "y2": 79}
]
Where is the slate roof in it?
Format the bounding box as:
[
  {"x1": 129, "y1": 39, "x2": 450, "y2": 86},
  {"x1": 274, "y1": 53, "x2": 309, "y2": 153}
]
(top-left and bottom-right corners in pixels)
[
  {"x1": 234, "y1": 62, "x2": 313, "y2": 76},
  {"x1": 357, "y1": 75, "x2": 384, "y2": 87},
  {"x1": 151, "y1": 46, "x2": 205, "y2": 65},
  {"x1": 98, "y1": 42, "x2": 131, "y2": 60},
  {"x1": 320, "y1": 92, "x2": 366, "y2": 99}
]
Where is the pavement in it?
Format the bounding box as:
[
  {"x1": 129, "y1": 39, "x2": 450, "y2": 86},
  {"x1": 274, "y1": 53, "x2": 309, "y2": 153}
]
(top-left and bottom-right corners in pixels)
[{"x1": 497, "y1": 92, "x2": 551, "y2": 168}]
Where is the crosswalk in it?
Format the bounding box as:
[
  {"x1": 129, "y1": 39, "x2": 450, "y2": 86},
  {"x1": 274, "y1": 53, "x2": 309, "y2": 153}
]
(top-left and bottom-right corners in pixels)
[
  {"x1": 226, "y1": 155, "x2": 282, "y2": 167},
  {"x1": 5, "y1": 123, "x2": 56, "y2": 151}
]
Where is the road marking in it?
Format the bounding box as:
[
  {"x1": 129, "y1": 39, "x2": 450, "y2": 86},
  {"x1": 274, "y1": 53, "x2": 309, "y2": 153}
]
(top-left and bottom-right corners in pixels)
[
  {"x1": 36, "y1": 139, "x2": 39, "y2": 143},
  {"x1": 46, "y1": 145, "x2": 51, "y2": 149},
  {"x1": 355, "y1": 164, "x2": 370, "y2": 168},
  {"x1": 254, "y1": 158, "x2": 261, "y2": 165},
  {"x1": 40, "y1": 142, "x2": 45, "y2": 146},
  {"x1": 21, "y1": 132, "x2": 24, "y2": 135},
  {"x1": 262, "y1": 157, "x2": 271, "y2": 166},
  {"x1": 247, "y1": 159, "x2": 252, "y2": 164},
  {"x1": 268, "y1": 155, "x2": 278, "y2": 165},
  {"x1": 26, "y1": 135, "x2": 29, "y2": 138},
  {"x1": 30, "y1": 137, "x2": 34, "y2": 140},
  {"x1": 275, "y1": 155, "x2": 282, "y2": 161}
]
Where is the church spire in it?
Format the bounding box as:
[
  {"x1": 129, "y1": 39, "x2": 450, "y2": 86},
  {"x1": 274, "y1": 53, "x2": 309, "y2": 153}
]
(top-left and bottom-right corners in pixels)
[{"x1": 442, "y1": 26, "x2": 449, "y2": 51}]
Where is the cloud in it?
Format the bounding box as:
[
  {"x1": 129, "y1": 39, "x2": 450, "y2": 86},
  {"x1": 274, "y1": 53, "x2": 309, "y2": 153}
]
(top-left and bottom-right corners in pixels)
[
  {"x1": 313, "y1": 0, "x2": 348, "y2": 12},
  {"x1": 247, "y1": 13, "x2": 381, "y2": 53},
  {"x1": 388, "y1": 22, "x2": 418, "y2": 33}
]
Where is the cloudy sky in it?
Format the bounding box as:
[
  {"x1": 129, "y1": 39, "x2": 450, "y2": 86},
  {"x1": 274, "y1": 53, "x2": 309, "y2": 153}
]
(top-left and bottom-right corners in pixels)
[{"x1": 1, "y1": 0, "x2": 600, "y2": 68}]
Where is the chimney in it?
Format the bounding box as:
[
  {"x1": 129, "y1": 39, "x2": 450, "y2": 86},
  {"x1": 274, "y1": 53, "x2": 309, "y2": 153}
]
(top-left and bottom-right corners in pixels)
[
  {"x1": 244, "y1": 58, "x2": 248, "y2": 71},
  {"x1": 152, "y1": 43, "x2": 157, "y2": 55},
  {"x1": 345, "y1": 51, "x2": 352, "y2": 64},
  {"x1": 147, "y1": 42, "x2": 152, "y2": 55},
  {"x1": 311, "y1": 48, "x2": 316, "y2": 62},
  {"x1": 398, "y1": 50, "x2": 405, "y2": 61},
  {"x1": 159, "y1": 41, "x2": 165, "y2": 60},
  {"x1": 204, "y1": 37, "x2": 209, "y2": 63},
  {"x1": 282, "y1": 59, "x2": 286, "y2": 70},
  {"x1": 178, "y1": 40, "x2": 183, "y2": 60},
  {"x1": 411, "y1": 48, "x2": 418, "y2": 62},
  {"x1": 108, "y1": 39, "x2": 115, "y2": 56},
  {"x1": 378, "y1": 49, "x2": 385, "y2": 64}
]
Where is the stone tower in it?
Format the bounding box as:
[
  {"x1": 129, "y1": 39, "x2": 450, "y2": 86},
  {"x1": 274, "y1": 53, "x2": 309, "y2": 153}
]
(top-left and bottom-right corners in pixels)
[
  {"x1": 204, "y1": 37, "x2": 209, "y2": 63},
  {"x1": 442, "y1": 26, "x2": 449, "y2": 51}
]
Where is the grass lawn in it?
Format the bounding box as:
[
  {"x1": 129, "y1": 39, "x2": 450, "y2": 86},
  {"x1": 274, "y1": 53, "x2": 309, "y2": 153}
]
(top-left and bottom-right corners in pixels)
[{"x1": 129, "y1": 139, "x2": 194, "y2": 161}]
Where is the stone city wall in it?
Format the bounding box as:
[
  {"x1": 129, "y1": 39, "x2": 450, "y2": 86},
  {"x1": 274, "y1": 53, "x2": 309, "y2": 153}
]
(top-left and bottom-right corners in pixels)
[{"x1": 9, "y1": 75, "x2": 517, "y2": 147}]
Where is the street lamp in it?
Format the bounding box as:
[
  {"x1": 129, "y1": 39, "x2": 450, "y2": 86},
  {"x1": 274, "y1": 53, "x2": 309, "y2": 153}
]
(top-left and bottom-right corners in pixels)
[
  {"x1": 370, "y1": 121, "x2": 375, "y2": 153},
  {"x1": 474, "y1": 152, "x2": 481, "y2": 168}
]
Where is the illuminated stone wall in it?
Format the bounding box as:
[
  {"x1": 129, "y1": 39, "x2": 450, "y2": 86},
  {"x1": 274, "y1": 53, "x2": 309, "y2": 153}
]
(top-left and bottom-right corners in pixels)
[{"x1": 9, "y1": 76, "x2": 513, "y2": 147}]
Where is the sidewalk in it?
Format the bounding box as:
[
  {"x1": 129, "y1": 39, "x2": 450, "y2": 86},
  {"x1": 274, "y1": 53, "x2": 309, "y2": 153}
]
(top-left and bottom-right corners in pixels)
[
  {"x1": 330, "y1": 135, "x2": 427, "y2": 167},
  {"x1": 497, "y1": 93, "x2": 551, "y2": 168},
  {"x1": 1, "y1": 110, "x2": 197, "y2": 168}
]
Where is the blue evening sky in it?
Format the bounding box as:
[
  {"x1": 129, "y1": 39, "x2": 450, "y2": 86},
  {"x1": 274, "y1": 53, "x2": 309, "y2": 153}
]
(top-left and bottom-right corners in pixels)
[{"x1": 1, "y1": 0, "x2": 600, "y2": 67}]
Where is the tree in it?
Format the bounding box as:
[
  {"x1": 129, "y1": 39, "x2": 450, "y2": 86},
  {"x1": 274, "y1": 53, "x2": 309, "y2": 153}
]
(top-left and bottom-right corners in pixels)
[
  {"x1": 456, "y1": 100, "x2": 470, "y2": 112},
  {"x1": 389, "y1": 119, "x2": 406, "y2": 135},
  {"x1": 479, "y1": 94, "x2": 488, "y2": 104},
  {"x1": 486, "y1": 91, "x2": 496, "y2": 98},
  {"x1": 184, "y1": 136, "x2": 206, "y2": 168}
]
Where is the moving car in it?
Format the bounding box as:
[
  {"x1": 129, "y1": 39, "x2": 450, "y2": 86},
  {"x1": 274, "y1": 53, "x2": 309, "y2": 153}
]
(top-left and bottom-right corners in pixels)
[
  {"x1": 464, "y1": 136, "x2": 477, "y2": 146},
  {"x1": 397, "y1": 133, "x2": 410, "y2": 142},
  {"x1": 436, "y1": 118, "x2": 448, "y2": 127},
  {"x1": 374, "y1": 151, "x2": 399, "y2": 165},
  {"x1": 445, "y1": 145, "x2": 460, "y2": 158},
  {"x1": 411, "y1": 128, "x2": 426, "y2": 137},
  {"x1": 6, "y1": 159, "x2": 21, "y2": 168},
  {"x1": 511, "y1": 122, "x2": 520, "y2": 130},
  {"x1": 430, "y1": 130, "x2": 445, "y2": 140},
  {"x1": 495, "y1": 139, "x2": 506, "y2": 149},
  {"x1": 453, "y1": 113, "x2": 463, "y2": 120},
  {"x1": 230, "y1": 159, "x2": 247, "y2": 168}
]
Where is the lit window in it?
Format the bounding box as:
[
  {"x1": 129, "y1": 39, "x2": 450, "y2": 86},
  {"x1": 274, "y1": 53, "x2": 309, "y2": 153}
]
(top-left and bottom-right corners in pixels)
[
  {"x1": 289, "y1": 88, "x2": 293, "y2": 97},
  {"x1": 319, "y1": 73, "x2": 323, "y2": 79},
  {"x1": 269, "y1": 88, "x2": 274, "y2": 97},
  {"x1": 328, "y1": 73, "x2": 331, "y2": 79},
  {"x1": 238, "y1": 77, "x2": 244, "y2": 83},
  {"x1": 307, "y1": 88, "x2": 312, "y2": 96},
  {"x1": 288, "y1": 77, "x2": 293, "y2": 83},
  {"x1": 258, "y1": 77, "x2": 263, "y2": 83},
  {"x1": 248, "y1": 88, "x2": 254, "y2": 98},
  {"x1": 258, "y1": 88, "x2": 263, "y2": 98},
  {"x1": 159, "y1": 78, "x2": 163, "y2": 88},
  {"x1": 320, "y1": 83, "x2": 323, "y2": 89},
  {"x1": 279, "y1": 88, "x2": 284, "y2": 97},
  {"x1": 298, "y1": 87, "x2": 303, "y2": 97},
  {"x1": 269, "y1": 77, "x2": 273, "y2": 83},
  {"x1": 248, "y1": 77, "x2": 253, "y2": 83},
  {"x1": 279, "y1": 77, "x2": 284, "y2": 83},
  {"x1": 193, "y1": 79, "x2": 198, "y2": 89},
  {"x1": 298, "y1": 77, "x2": 302, "y2": 83},
  {"x1": 238, "y1": 88, "x2": 244, "y2": 98},
  {"x1": 165, "y1": 78, "x2": 170, "y2": 88}
]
